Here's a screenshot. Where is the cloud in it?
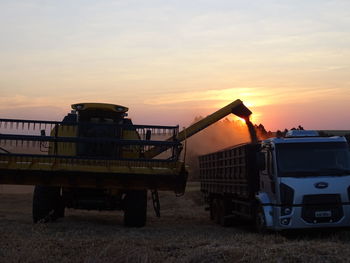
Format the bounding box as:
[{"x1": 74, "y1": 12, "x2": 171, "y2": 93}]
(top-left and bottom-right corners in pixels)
[
  {"x1": 143, "y1": 87, "x2": 342, "y2": 109},
  {"x1": 0, "y1": 95, "x2": 66, "y2": 109}
]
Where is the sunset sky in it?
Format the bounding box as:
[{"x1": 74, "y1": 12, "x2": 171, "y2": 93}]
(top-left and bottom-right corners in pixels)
[{"x1": 1, "y1": 0, "x2": 349, "y2": 130}]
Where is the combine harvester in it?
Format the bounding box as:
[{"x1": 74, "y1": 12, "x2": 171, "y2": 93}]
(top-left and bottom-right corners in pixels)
[
  {"x1": 0, "y1": 99, "x2": 252, "y2": 227},
  {"x1": 199, "y1": 127, "x2": 350, "y2": 231}
]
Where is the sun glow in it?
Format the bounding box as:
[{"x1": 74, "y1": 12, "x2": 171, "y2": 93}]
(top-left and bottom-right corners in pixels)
[
  {"x1": 231, "y1": 112, "x2": 261, "y2": 126},
  {"x1": 236, "y1": 116, "x2": 247, "y2": 125},
  {"x1": 248, "y1": 113, "x2": 261, "y2": 125},
  {"x1": 226, "y1": 115, "x2": 248, "y2": 127}
]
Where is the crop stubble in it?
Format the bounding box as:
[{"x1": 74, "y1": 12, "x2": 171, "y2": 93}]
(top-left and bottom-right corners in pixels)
[{"x1": 1, "y1": 184, "x2": 350, "y2": 263}]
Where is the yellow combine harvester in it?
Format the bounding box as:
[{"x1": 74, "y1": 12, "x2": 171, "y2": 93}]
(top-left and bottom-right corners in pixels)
[{"x1": 0, "y1": 100, "x2": 252, "y2": 227}]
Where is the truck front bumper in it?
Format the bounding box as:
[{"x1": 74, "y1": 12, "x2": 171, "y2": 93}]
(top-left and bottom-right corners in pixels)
[{"x1": 269, "y1": 204, "x2": 350, "y2": 231}]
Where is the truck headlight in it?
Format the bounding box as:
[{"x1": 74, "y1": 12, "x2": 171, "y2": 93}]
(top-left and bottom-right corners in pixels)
[
  {"x1": 281, "y1": 207, "x2": 292, "y2": 216},
  {"x1": 281, "y1": 218, "x2": 291, "y2": 226}
]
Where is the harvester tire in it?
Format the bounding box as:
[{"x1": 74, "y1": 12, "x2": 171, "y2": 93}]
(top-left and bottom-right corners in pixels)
[
  {"x1": 32, "y1": 186, "x2": 64, "y2": 223},
  {"x1": 123, "y1": 190, "x2": 147, "y2": 227}
]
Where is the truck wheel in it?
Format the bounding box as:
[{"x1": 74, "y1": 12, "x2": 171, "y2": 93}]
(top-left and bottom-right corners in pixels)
[
  {"x1": 212, "y1": 197, "x2": 231, "y2": 226},
  {"x1": 255, "y1": 204, "x2": 267, "y2": 233},
  {"x1": 32, "y1": 186, "x2": 64, "y2": 223},
  {"x1": 209, "y1": 198, "x2": 215, "y2": 220},
  {"x1": 123, "y1": 190, "x2": 147, "y2": 227},
  {"x1": 218, "y1": 198, "x2": 232, "y2": 227},
  {"x1": 212, "y1": 198, "x2": 221, "y2": 224}
]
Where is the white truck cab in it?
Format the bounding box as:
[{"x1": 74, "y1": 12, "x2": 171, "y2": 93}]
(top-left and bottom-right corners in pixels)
[{"x1": 258, "y1": 130, "x2": 350, "y2": 230}]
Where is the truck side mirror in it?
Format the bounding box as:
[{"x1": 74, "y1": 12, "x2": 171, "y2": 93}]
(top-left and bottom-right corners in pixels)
[{"x1": 258, "y1": 152, "x2": 266, "y2": 171}]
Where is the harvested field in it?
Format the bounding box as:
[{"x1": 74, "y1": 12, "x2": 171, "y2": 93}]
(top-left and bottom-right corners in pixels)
[{"x1": 1, "y1": 183, "x2": 350, "y2": 263}]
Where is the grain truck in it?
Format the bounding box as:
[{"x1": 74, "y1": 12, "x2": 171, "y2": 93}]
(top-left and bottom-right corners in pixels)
[
  {"x1": 199, "y1": 130, "x2": 350, "y2": 231},
  {"x1": 0, "y1": 99, "x2": 252, "y2": 227}
]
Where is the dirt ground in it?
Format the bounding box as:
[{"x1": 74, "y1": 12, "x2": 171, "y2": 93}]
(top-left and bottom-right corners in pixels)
[{"x1": 1, "y1": 183, "x2": 350, "y2": 263}]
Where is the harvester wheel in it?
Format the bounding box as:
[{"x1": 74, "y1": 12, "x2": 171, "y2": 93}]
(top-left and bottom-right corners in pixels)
[
  {"x1": 123, "y1": 190, "x2": 147, "y2": 227},
  {"x1": 32, "y1": 186, "x2": 64, "y2": 223}
]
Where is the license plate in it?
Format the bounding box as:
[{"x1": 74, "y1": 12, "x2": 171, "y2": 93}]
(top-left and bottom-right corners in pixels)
[{"x1": 315, "y1": 211, "x2": 332, "y2": 218}]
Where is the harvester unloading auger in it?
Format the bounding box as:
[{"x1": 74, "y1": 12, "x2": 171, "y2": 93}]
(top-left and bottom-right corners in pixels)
[
  {"x1": 0, "y1": 99, "x2": 253, "y2": 227},
  {"x1": 144, "y1": 99, "x2": 256, "y2": 159}
]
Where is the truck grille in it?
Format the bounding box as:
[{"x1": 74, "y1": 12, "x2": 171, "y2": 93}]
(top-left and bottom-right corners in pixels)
[{"x1": 301, "y1": 194, "x2": 343, "y2": 223}]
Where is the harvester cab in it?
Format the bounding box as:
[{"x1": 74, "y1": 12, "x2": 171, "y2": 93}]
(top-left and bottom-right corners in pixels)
[{"x1": 65, "y1": 103, "x2": 138, "y2": 159}]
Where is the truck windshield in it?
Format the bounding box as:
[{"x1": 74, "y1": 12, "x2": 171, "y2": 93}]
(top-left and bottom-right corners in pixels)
[{"x1": 276, "y1": 142, "x2": 350, "y2": 177}]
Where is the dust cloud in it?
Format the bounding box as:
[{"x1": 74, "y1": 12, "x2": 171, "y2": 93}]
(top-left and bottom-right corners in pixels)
[{"x1": 183, "y1": 117, "x2": 252, "y2": 180}]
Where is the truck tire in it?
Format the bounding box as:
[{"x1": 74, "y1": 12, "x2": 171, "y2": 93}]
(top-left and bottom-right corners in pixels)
[
  {"x1": 218, "y1": 198, "x2": 232, "y2": 227},
  {"x1": 209, "y1": 198, "x2": 215, "y2": 220},
  {"x1": 123, "y1": 190, "x2": 147, "y2": 227},
  {"x1": 212, "y1": 198, "x2": 220, "y2": 224},
  {"x1": 211, "y1": 197, "x2": 231, "y2": 226},
  {"x1": 255, "y1": 203, "x2": 267, "y2": 233},
  {"x1": 32, "y1": 186, "x2": 64, "y2": 223}
]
